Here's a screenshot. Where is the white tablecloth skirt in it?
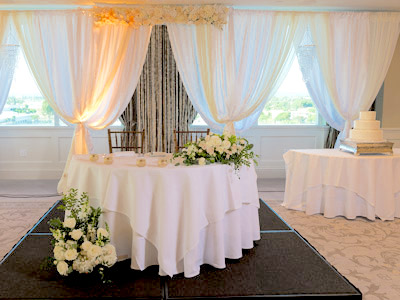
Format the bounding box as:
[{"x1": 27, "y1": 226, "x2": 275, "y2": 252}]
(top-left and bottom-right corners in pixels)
[{"x1": 105, "y1": 204, "x2": 260, "y2": 277}]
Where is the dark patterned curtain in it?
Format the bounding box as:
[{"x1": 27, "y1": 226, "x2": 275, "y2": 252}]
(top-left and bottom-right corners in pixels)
[{"x1": 120, "y1": 25, "x2": 197, "y2": 153}]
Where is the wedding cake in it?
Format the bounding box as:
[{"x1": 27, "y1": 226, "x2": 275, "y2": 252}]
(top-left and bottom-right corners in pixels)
[{"x1": 348, "y1": 111, "x2": 385, "y2": 143}]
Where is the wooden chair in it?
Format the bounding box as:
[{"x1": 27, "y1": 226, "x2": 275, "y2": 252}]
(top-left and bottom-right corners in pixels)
[
  {"x1": 107, "y1": 129, "x2": 145, "y2": 154},
  {"x1": 173, "y1": 129, "x2": 210, "y2": 153}
]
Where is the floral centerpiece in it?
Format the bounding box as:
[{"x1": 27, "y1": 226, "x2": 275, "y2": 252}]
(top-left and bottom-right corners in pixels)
[
  {"x1": 173, "y1": 132, "x2": 257, "y2": 171},
  {"x1": 46, "y1": 188, "x2": 117, "y2": 281}
]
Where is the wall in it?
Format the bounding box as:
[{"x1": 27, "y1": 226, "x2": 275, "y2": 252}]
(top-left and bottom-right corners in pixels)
[
  {"x1": 0, "y1": 125, "x2": 329, "y2": 180},
  {"x1": 383, "y1": 36, "x2": 400, "y2": 128}
]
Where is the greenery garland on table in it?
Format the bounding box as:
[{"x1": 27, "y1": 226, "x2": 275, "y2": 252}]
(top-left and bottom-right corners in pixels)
[
  {"x1": 173, "y1": 132, "x2": 258, "y2": 171},
  {"x1": 43, "y1": 189, "x2": 117, "y2": 282}
]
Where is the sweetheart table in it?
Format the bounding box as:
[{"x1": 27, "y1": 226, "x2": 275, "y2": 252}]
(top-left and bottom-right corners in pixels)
[
  {"x1": 63, "y1": 153, "x2": 260, "y2": 277},
  {"x1": 283, "y1": 149, "x2": 400, "y2": 221}
]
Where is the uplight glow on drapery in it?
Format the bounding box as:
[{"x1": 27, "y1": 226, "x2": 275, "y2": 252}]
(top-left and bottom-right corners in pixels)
[
  {"x1": 0, "y1": 13, "x2": 18, "y2": 114},
  {"x1": 11, "y1": 11, "x2": 151, "y2": 192},
  {"x1": 307, "y1": 12, "x2": 400, "y2": 143},
  {"x1": 168, "y1": 10, "x2": 306, "y2": 134}
]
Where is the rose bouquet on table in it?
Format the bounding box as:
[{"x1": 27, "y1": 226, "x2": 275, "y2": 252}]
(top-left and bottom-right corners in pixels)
[
  {"x1": 173, "y1": 132, "x2": 258, "y2": 171},
  {"x1": 45, "y1": 188, "x2": 117, "y2": 282}
]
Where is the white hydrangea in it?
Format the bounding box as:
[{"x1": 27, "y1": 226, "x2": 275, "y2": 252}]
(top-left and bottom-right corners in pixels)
[
  {"x1": 72, "y1": 256, "x2": 96, "y2": 274},
  {"x1": 63, "y1": 218, "x2": 76, "y2": 229}
]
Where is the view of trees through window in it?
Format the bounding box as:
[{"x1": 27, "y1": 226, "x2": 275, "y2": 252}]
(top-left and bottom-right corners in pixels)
[
  {"x1": 0, "y1": 50, "x2": 57, "y2": 126},
  {"x1": 192, "y1": 57, "x2": 319, "y2": 126},
  {"x1": 0, "y1": 52, "x2": 317, "y2": 127},
  {"x1": 258, "y1": 57, "x2": 318, "y2": 125}
]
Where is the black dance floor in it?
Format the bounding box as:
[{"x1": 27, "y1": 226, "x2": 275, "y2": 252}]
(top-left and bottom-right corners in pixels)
[{"x1": 0, "y1": 199, "x2": 361, "y2": 299}]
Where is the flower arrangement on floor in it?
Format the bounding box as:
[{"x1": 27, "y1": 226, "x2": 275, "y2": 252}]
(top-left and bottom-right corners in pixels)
[
  {"x1": 45, "y1": 188, "x2": 117, "y2": 281},
  {"x1": 173, "y1": 132, "x2": 257, "y2": 171}
]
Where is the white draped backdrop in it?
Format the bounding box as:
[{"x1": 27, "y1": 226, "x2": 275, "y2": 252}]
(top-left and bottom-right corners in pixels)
[
  {"x1": 168, "y1": 10, "x2": 306, "y2": 135},
  {"x1": 303, "y1": 12, "x2": 400, "y2": 147},
  {"x1": 0, "y1": 9, "x2": 398, "y2": 185}
]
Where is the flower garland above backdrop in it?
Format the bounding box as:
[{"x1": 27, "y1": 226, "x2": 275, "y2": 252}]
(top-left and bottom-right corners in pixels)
[{"x1": 93, "y1": 5, "x2": 229, "y2": 29}]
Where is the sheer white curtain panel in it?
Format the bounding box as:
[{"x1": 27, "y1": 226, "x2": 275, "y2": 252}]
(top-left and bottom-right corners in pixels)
[
  {"x1": 11, "y1": 11, "x2": 151, "y2": 192},
  {"x1": 168, "y1": 10, "x2": 306, "y2": 135},
  {"x1": 307, "y1": 12, "x2": 400, "y2": 145},
  {"x1": 0, "y1": 14, "x2": 19, "y2": 114}
]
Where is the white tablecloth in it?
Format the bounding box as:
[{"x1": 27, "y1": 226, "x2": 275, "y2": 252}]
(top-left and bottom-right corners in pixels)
[
  {"x1": 283, "y1": 149, "x2": 400, "y2": 221},
  {"x1": 64, "y1": 154, "x2": 260, "y2": 277}
]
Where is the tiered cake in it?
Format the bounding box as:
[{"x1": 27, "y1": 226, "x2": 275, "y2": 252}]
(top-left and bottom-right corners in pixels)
[
  {"x1": 340, "y1": 111, "x2": 393, "y2": 155},
  {"x1": 348, "y1": 111, "x2": 385, "y2": 143}
]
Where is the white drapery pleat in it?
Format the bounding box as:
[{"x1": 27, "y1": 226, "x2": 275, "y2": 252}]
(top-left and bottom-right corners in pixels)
[
  {"x1": 0, "y1": 13, "x2": 19, "y2": 114},
  {"x1": 168, "y1": 10, "x2": 306, "y2": 135},
  {"x1": 11, "y1": 11, "x2": 151, "y2": 192},
  {"x1": 307, "y1": 12, "x2": 400, "y2": 144}
]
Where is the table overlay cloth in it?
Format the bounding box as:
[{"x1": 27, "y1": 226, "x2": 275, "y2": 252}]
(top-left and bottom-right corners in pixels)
[
  {"x1": 283, "y1": 149, "x2": 400, "y2": 221},
  {"x1": 64, "y1": 153, "x2": 260, "y2": 277}
]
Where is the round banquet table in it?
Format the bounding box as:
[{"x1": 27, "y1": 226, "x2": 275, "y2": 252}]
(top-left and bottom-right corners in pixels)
[
  {"x1": 62, "y1": 153, "x2": 260, "y2": 277},
  {"x1": 283, "y1": 148, "x2": 400, "y2": 221}
]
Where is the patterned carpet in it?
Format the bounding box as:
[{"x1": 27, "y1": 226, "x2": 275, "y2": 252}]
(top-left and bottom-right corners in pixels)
[
  {"x1": 0, "y1": 196, "x2": 59, "y2": 260},
  {"x1": 260, "y1": 192, "x2": 400, "y2": 300}
]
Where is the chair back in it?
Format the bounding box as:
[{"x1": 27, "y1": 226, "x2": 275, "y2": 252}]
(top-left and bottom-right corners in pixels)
[
  {"x1": 173, "y1": 129, "x2": 210, "y2": 153},
  {"x1": 108, "y1": 129, "x2": 145, "y2": 154}
]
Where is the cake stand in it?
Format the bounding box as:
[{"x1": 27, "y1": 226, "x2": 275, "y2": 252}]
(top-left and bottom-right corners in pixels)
[{"x1": 339, "y1": 139, "x2": 394, "y2": 156}]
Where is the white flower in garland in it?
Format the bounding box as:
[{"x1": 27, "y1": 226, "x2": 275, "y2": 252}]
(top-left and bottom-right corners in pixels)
[{"x1": 70, "y1": 229, "x2": 83, "y2": 241}]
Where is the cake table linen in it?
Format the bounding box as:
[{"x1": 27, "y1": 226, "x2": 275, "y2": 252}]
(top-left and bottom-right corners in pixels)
[
  {"x1": 64, "y1": 154, "x2": 260, "y2": 277},
  {"x1": 283, "y1": 149, "x2": 400, "y2": 221}
]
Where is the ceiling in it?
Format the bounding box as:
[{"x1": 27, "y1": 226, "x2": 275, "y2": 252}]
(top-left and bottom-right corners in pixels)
[{"x1": 0, "y1": 0, "x2": 399, "y2": 11}]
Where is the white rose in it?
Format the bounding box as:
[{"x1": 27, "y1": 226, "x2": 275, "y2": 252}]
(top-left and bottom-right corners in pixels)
[
  {"x1": 100, "y1": 254, "x2": 117, "y2": 267},
  {"x1": 54, "y1": 246, "x2": 65, "y2": 261},
  {"x1": 56, "y1": 261, "x2": 69, "y2": 276},
  {"x1": 64, "y1": 248, "x2": 78, "y2": 261},
  {"x1": 81, "y1": 241, "x2": 93, "y2": 251},
  {"x1": 199, "y1": 141, "x2": 207, "y2": 150},
  {"x1": 70, "y1": 229, "x2": 83, "y2": 241},
  {"x1": 87, "y1": 244, "x2": 103, "y2": 259},
  {"x1": 198, "y1": 157, "x2": 206, "y2": 166},
  {"x1": 205, "y1": 135, "x2": 211, "y2": 142},
  {"x1": 216, "y1": 147, "x2": 224, "y2": 153},
  {"x1": 97, "y1": 228, "x2": 109, "y2": 239},
  {"x1": 206, "y1": 147, "x2": 214, "y2": 155},
  {"x1": 63, "y1": 218, "x2": 76, "y2": 229},
  {"x1": 210, "y1": 135, "x2": 222, "y2": 147},
  {"x1": 222, "y1": 140, "x2": 231, "y2": 149}
]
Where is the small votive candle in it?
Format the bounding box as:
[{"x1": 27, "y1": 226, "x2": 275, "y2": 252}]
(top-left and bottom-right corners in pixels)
[
  {"x1": 158, "y1": 158, "x2": 168, "y2": 167},
  {"x1": 104, "y1": 156, "x2": 113, "y2": 165},
  {"x1": 136, "y1": 157, "x2": 146, "y2": 167},
  {"x1": 89, "y1": 154, "x2": 99, "y2": 162}
]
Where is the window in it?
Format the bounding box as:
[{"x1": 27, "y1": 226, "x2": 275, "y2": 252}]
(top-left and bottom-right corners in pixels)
[
  {"x1": 0, "y1": 51, "x2": 59, "y2": 126},
  {"x1": 191, "y1": 57, "x2": 319, "y2": 127},
  {"x1": 258, "y1": 57, "x2": 318, "y2": 125},
  {"x1": 0, "y1": 51, "x2": 122, "y2": 127}
]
